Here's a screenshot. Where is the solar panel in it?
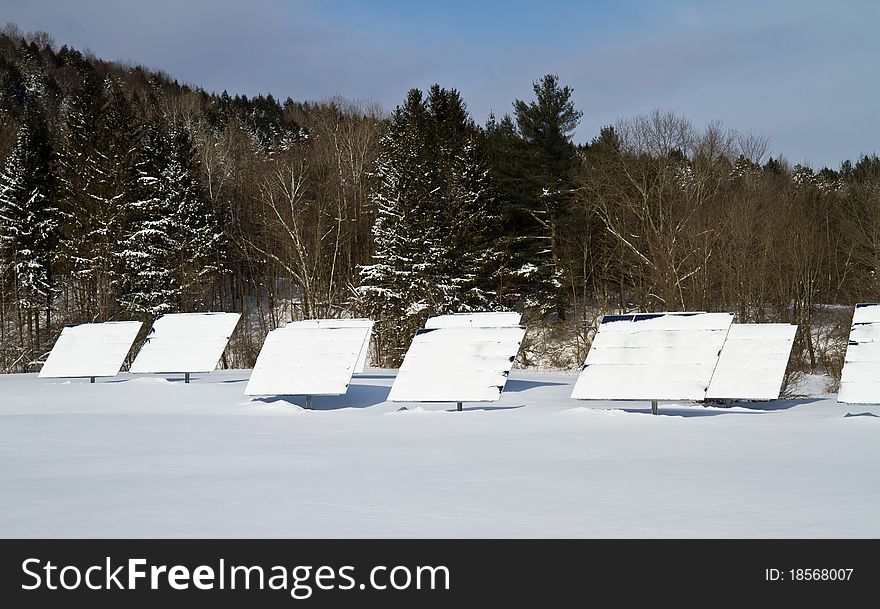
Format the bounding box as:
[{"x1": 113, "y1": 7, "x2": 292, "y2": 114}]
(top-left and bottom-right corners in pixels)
[
  {"x1": 39, "y1": 321, "x2": 142, "y2": 379},
  {"x1": 388, "y1": 325, "x2": 526, "y2": 403},
  {"x1": 570, "y1": 312, "x2": 734, "y2": 401},
  {"x1": 245, "y1": 325, "x2": 371, "y2": 396},
  {"x1": 838, "y1": 303, "x2": 880, "y2": 404},
  {"x1": 424, "y1": 311, "x2": 522, "y2": 329},
  {"x1": 285, "y1": 318, "x2": 373, "y2": 372},
  {"x1": 129, "y1": 312, "x2": 241, "y2": 375},
  {"x1": 706, "y1": 323, "x2": 797, "y2": 400}
]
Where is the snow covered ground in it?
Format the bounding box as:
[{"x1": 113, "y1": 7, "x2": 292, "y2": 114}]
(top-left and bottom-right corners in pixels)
[{"x1": 1, "y1": 369, "x2": 877, "y2": 538}]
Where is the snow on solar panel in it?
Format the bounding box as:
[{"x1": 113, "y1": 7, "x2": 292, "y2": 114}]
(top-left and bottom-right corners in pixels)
[
  {"x1": 285, "y1": 318, "x2": 373, "y2": 372},
  {"x1": 245, "y1": 325, "x2": 371, "y2": 396},
  {"x1": 705, "y1": 324, "x2": 797, "y2": 400},
  {"x1": 39, "y1": 321, "x2": 142, "y2": 379},
  {"x1": 570, "y1": 312, "x2": 734, "y2": 401},
  {"x1": 838, "y1": 303, "x2": 880, "y2": 404},
  {"x1": 423, "y1": 311, "x2": 522, "y2": 329},
  {"x1": 130, "y1": 312, "x2": 241, "y2": 374},
  {"x1": 388, "y1": 325, "x2": 526, "y2": 403}
]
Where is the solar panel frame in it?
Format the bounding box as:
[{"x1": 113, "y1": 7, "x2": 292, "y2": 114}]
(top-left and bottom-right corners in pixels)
[
  {"x1": 388, "y1": 325, "x2": 526, "y2": 403},
  {"x1": 838, "y1": 303, "x2": 880, "y2": 404},
  {"x1": 129, "y1": 312, "x2": 241, "y2": 374},
  {"x1": 570, "y1": 311, "x2": 734, "y2": 401},
  {"x1": 285, "y1": 318, "x2": 373, "y2": 373},
  {"x1": 245, "y1": 325, "x2": 371, "y2": 396},
  {"x1": 38, "y1": 321, "x2": 142, "y2": 379},
  {"x1": 705, "y1": 323, "x2": 797, "y2": 400}
]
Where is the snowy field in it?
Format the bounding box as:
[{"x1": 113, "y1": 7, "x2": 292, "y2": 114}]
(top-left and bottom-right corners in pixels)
[{"x1": 1, "y1": 369, "x2": 878, "y2": 538}]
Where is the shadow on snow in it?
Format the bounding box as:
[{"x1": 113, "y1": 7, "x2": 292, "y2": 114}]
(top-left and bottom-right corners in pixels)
[
  {"x1": 448, "y1": 404, "x2": 526, "y2": 413},
  {"x1": 503, "y1": 379, "x2": 568, "y2": 392},
  {"x1": 251, "y1": 383, "x2": 391, "y2": 410},
  {"x1": 619, "y1": 406, "x2": 767, "y2": 418},
  {"x1": 707, "y1": 397, "x2": 824, "y2": 412}
]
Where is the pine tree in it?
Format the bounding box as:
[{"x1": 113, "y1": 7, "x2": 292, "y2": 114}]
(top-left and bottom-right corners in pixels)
[
  {"x1": 58, "y1": 76, "x2": 141, "y2": 320},
  {"x1": 165, "y1": 123, "x2": 221, "y2": 308},
  {"x1": 358, "y1": 87, "x2": 504, "y2": 366},
  {"x1": 56, "y1": 71, "x2": 100, "y2": 319},
  {"x1": 118, "y1": 117, "x2": 222, "y2": 316},
  {"x1": 444, "y1": 137, "x2": 504, "y2": 307},
  {"x1": 0, "y1": 58, "x2": 28, "y2": 120},
  {"x1": 358, "y1": 90, "x2": 437, "y2": 365},
  {"x1": 424, "y1": 85, "x2": 500, "y2": 311},
  {"x1": 118, "y1": 115, "x2": 220, "y2": 318},
  {"x1": 498, "y1": 74, "x2": 582, "y2": 317},
  {"x1": 117, "y1": 117, "x2": 178, "y2": 316},
  {"x1": 0, "y1": 98, "x2": 58, "y2": 353}
]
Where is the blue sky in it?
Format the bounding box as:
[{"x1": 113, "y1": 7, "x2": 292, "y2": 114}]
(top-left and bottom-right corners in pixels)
[{"x1": 2, "y1": 0, "x2": 878, "y2": 168}]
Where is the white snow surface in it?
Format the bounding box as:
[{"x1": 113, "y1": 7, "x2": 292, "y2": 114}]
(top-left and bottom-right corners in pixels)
[
  {"x1": 706, "y1": 324, "x2": 797, "y2": 401},
  {"x1": 1, "y1": 369, "x2": 877, "y2": 539},
  {"x1": 285, "y1": 319, "x2": 373, "y2": 373},
  {"x1": 38, "y1": 321, "x2": 142, "y2": 379},
  {"x1": 130, "y1": 312, "x2": 241, "y2": 374}
]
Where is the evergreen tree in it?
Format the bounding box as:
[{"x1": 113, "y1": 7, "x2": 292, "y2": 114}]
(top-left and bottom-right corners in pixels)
[
  {"x1": 424, "y1": 85, "x2": 502, "y2": 311},
  {"x1": 358, "y1": 87, "x2": 504, "y2": 366},
  {"x1": 484, "y1": 112, "x2": 533, "y2": 305},
  {"x1": 58, "y1": 76, "x2": 140, "y2": 319},
  {"x1": 0, "y1": 58, "x2": 27, "y2": 120},
  {"x1": 117, "y1": 117, "x2": 178, "y2": 316},
  {"x1": 118, "y1": 118, "x2": 222, "y2": 316},
  {"x1": 0, "y1": 98, "x2": 58, "y2": 350},
  {"x1": 165, "y1": 123, "x2": 221, "y2": 307},
  {"x1": 489, "y1": 74, "x2": 582, "y2": 316},
  {"x1": 438, "y1": 133, "x2": 503, "y2": 309},
  {"x1": 56, "y1": 71, "x2": 100, "y2": 318},
  {"x1": 358, "y1": 90, "x2": 436, "y2": 365}
]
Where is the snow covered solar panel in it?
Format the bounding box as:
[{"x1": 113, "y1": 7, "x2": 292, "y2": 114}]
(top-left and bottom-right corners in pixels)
[
  {"x1": 130, "y1": 312, "x2": 240, "y2": 374},
  {"x1": 571, "y1": 312, "x2": 734, "y2": 401},
  {"x1": 286, "y1": 318, "x2": 373, "y2": 372},
  {"x1": 39, "y1": 321, "x2": 142, "y2": 379},
  {"x1": 424, "y1": 311, "x2": 522, "y2": 329},
  {"x1": 245, "y1": 325, "x2": 371, "y2": 396},
  {"x1": 838, "y1": 303, "x2": 880, "y2": 404},
  {"x1": 706, "y1": 324, "x2": 797, "y2": 400},
  {"x1": 388, "y1": 325, "x2": 526, "y2": 402}
]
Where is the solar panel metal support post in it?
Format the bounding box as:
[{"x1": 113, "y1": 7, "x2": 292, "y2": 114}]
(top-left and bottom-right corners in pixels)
[
  {"x1": 184, "y1": 372, "x2": 190, "y2": 384},
  {"x1": 651, "y1": 399, "x2": 658, "y2": 415},
  {"x1": 90, "y1": 376, "x2": 95, "y2": 384},
  {"x1": 457, "y1": 401, "x2": 462, "y2": 412},
  {"x1": 306, "y1": 395, "x2": 313, "y2": 410}
]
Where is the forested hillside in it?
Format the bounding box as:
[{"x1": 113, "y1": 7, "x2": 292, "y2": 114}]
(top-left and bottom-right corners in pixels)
[{"x1": 1, "y1": 25, "x2": 878, "y2": 383}]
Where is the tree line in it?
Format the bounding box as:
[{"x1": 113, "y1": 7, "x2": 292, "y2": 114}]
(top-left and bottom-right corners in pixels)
[{"x1": 1, "y1": 25, "x2": 878, "y2": 386}]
